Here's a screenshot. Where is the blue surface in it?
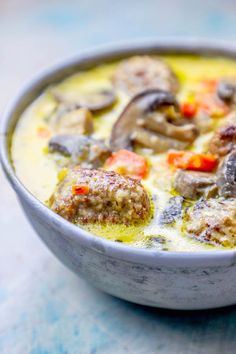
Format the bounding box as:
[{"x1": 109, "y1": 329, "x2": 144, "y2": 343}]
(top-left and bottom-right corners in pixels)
[{"x1": 1, "y1": 1, "x2": 236, "y2": 353}]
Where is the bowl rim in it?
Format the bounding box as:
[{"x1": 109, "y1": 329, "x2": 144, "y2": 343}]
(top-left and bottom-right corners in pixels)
[{"x1": 2, "y1": 38, "x2": 236, "y2": 268}]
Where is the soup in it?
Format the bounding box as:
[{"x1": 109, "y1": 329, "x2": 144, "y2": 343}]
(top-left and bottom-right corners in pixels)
[{"x1": 12, "y1": 55, "x2": 236, "y2": 251}]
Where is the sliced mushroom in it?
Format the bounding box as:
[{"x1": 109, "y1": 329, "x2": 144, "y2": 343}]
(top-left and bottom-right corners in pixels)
[
  {"x1": 49, "y1": 134, "x2": 111, "y2": 168},
  {"x1": 209, "y1": 112, "x2": 236, "y2": 156},
  {"x1": 174, "y1": 169, "x2": 217, "y2": 199},
  {"x1": 217, "y1": 150, "x2": 236, "y2": 198},
  {"x1": 143, "y1": 114, "x2": 198, "y2": 142},
  {"x1": 50, "y1": 107, "x2": 94, "y2": 135},
  {"x1": 110, "y1": 89, "x2": 199, "y2": 152},
  {"x1": 217, "y1": 79, "x2": 236, "y2": 104},
  {"x1": 112, "y1": 55, "x2": 179, "y2": 96},
  {"x1": 193, "y1": 110, "x2": 214, "y2": 133},
  {"x1": 158, "y1": 196, "x2": 184, "y2": 225},
  {"x1": 52, "y1": 89, "x2": 116, "y2": 112},
  {"x1": 131, "y1": 127, "x2": 187, "y2": 152}
]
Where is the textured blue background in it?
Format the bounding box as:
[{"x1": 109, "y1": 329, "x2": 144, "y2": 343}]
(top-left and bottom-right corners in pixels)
[{"x1": 1, "y1": 1, "x2": 236, "y2": 353}]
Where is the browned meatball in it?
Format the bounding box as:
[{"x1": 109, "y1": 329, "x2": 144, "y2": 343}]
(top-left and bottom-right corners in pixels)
[
  {"x1": 112, "y1": 56, "x2": 179, "y2": 96},
  {"x1": 185, "y1": 198, "x2": 236, "y2": 247},
  {"x1": 209, "y1": 113, "x2": 236, "y2": 156},
  {"x1": 49, "y1": 168, "x2": 151, "y2": 225}
]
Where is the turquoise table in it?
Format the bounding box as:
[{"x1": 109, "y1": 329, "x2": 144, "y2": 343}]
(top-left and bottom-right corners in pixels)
[{"x1": 1, "y1": 1, "x2": 236, "y2": 353}]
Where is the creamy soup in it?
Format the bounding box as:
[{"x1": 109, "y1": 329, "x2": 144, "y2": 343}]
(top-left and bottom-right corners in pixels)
[{"x1": 12, "y1": 55, "x2": 236, "y2": 251}]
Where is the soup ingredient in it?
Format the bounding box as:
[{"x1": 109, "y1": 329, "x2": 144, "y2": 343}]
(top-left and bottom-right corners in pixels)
[
  {"x1": 141, "y1": 109, "x2": 198, "y2": 143},
  {"x1": 112, "y1": 56, "x2": 179, "y2": 96},
  {"x1": 49, "y1": 167, "x2": 151, "y2": 225},
  {"x1": 167, "y1": 151, "x2": 218, "y2": 172},
  {"x1": 158, "y1": 196, "x2": 184, "y2": 224},
  {"x1": 57, "y1": 168, "x2": 68, "y2": 181},
  {"x1": 72, "y1": 184, "x2": 90, "y2": 195},
  {"x1": 50, "y1": 107, "x2": 94, "y2": 135},
  {"x1": 196, "y1": 92, "x2": 229, "y2": 117},
  {"x1": 180, "y1": 102, "x2": 197, "y2": 118},
  {"x1": 12, "y1": 55, "x2": 236, "y2": 251},
  {"x1": 52, "y1": 89, "x2": 116, "y2": 112},
  {"x1": 185, "y1": 198, "x2": 236, "y2": 247},
  {"x1": 217, "y1": 150, "x2": 236, "y2": 198},
  {"x1": 37, "y1": 126, "x2": 51, "y2": 138},
  {"x1": 110, "y1": 89, "x2": 198, "y2": 152},
  {"x1": 131, "y1": 128, "x2": 188, "y2": 152},
  {"x1": 181, "y1": 100, "x2": 216, "y2": 133},
  {"x1": 104, "y1": 149, "x2": 149, "y2": 179},
  {"x1": 217, "y1": 79, "x2": 236, "y2": 104},
  {"x1": 191, "y1": 79, "x2": 229, "y2": 118},
  {"x1": 193, "y1": 111, "x2": 214, "y2": 133},
  {"x1": 174, "y1": 169, "x2": 217, "y2": 199},
  {"x1": 48, "y1": 134, "x2": 111, "y2": 168},
  {"x1": 199, "y1": 79, "x2": 218, "y2": 92},
  {"x1": 209, "y1": 112, "x2": 236, "y2": 156}
]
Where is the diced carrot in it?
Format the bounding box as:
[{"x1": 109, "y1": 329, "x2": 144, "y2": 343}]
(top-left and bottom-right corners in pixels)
[
  {"x1": 105, "y1": 149, "x2": 149, "y2": 179},
  {"x1": 180, "y1": 102, "x2": 197, "y2": 118},
  {"x1": 181, "y1": 79, "x2": 228, "y2": 119},
  {"x1": 72, "y1": 184, "x2": 90, "y2": 195},
  {"x1": 37, "y1": 126, "x2": 51, "y2": 138},
  {"x1": 167, "y1": 151, "x2": 218, "y2": 172},
  {"x1": 196, "y1": 93, "x2": 229, "y2": 117},
  {"x1": 199, "y1": 79, "x2": 218, "y2": 92}
]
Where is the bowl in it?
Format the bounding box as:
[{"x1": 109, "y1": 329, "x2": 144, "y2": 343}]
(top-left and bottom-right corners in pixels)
[{"x1": 2, "y1": 39, "x2": 236, "y2": 310}]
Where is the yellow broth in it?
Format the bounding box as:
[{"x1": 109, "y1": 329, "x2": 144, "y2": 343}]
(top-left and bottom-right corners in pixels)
[{"x1": 11, "y1": 55, "x2": 236, "y2": 251}]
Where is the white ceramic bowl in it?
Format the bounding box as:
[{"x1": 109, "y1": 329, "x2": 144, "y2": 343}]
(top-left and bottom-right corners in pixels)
[{"x1": 1, "y1": 40, "x2": 236, "y2": 310}]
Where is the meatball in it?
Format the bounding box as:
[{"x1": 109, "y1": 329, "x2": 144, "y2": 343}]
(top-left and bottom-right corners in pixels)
[
  {"x1": 49, "y1": 168, "x2": 151, "y2": 225},
  {"x1": 209, "y1": 113, "x2": 236, "y2": 156},
  {"x1": 185, "y1": 198, "x2": 236, "y2": 247},
  {"x1": 112, "y1": 56, "x2": 179, "y2": 96}
]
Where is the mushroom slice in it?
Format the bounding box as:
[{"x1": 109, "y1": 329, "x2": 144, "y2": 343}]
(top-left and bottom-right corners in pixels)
[
  {"x1": 131, "y1": 127, "x2": 188, "y2": 152},
  {"x1": 158, "y1": 196, "x2": 184, "y2": 225},
  {"x1": 110, "y1": 89, "x2": 199, "y2": 152},
  {"x1": 217, "y1": 150, "x2": 236, "y2": 198},
  {"x1": 209, "y1": 112, "x2": 236, "y2": 156},
  {"x1": 174, "y1": 170, "x2": 217, "y2": 199},
  {"x1": 50, "y1": 107, "x2": 94, "y2": 135},
  {"x1": 217, "y1": 79, "x2": 236, "y2": 104},
  {"x1": 112, "y1": 55, "x2": 179, "y2": 96},
  {"x1": 52, "y1": 89, "x2": 116, "y2": 112},
  {"x1": 143, "y1": 114, "x2": 198, "y2": 142},
  {"x1": 49, "y1": 134, "x2": 111, "y2": 168},
  {"x1": 193, "y1": 110, "x2": 214, "y2": 134}
]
